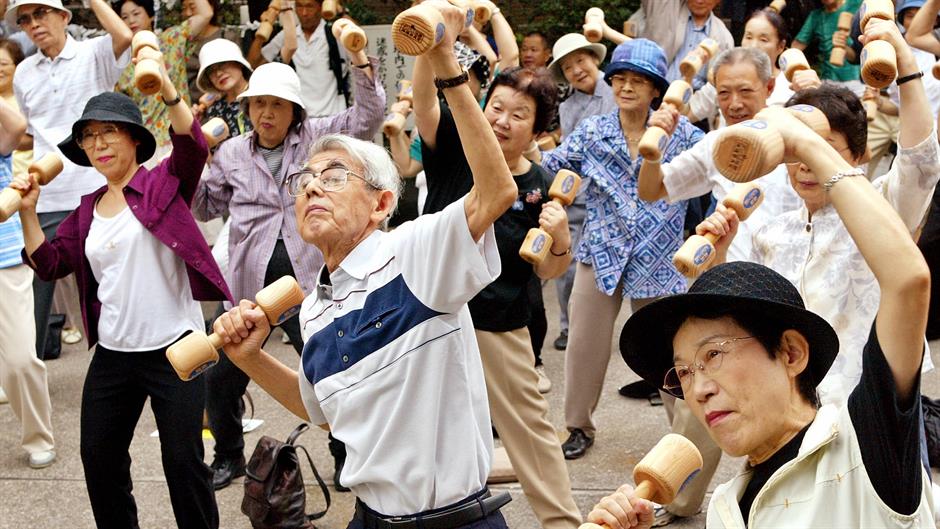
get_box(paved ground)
[2,284,939,529]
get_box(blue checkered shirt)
[542,112,704,298]
[0,153,22,269]
[665,15,711,90]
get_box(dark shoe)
[562,428,593,459]
[619,379,659,399]
[553,331,568,350]
[211,455,246,490]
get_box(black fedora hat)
[619,261,839,399]
[58,92,157,167]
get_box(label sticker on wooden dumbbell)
[211,123,226,137]
[743,187,762,209]
[741,119,768,130]
[788,104,815,114]
[561,174,576,194]
[693,244,713,266]
[276,304,302,325]
[531,233,546,254]
[463,8,474,27]
[679,468,702,494]
[190,359,218,379]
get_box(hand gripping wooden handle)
[583,7,604,43]
[860,0,894,32]
[392,3,469,56]
[779,48,809,83]
[0,153,65,223]
[679,39,718,82]
[332,18,367,52]
[519,170,581,265]
[166,276,306,381]
[321,0,339,20]
[383,100,412,136]
[397,79,414,103]
[830,12,853,67]
[638,80,692,162]
[133,31,163,95]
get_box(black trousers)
[526,275,547,366]
[32,210,70,359]
[81,343,218,529]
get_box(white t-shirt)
[86,205,203,351]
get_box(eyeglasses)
[609,73,652,88]
[77,125,124,150]
[663,336,755,398]
[284,166,376,196]
[16,6,55,27]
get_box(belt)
[353,490,512,529]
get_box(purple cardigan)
[24,120,233,348]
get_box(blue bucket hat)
[604,38,669,97]
[895,0,925,14]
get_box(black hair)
[0,38,25,66]
[483,66,558,135]
[786,84,867,161]
[523,31,550,50]
[114,0,155,18]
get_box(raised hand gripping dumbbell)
[712,104,830,183]
[472,0,495,24]
[0,153,63,222]
[638,80,692,163]
[679,38,719,83]
[863,87,879,123]
[132,31,163,95]
[255,0,282,42]
[830,11,853,67]
[579,433,704,529]
[383,80,414,136]
[166,276,305,380]
[778,48,810,83]
[583,7,605,42]
[673,183,764,278]
[519,169,581,264]
[391,0,473,56]
[859,0,897,88]
[332,17,367,52]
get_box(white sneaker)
[536,365,552,394]
[0,387,8,405]
[28,450,56,469]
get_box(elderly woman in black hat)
[12,56,229,529]
[586,108,934,528]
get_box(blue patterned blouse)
[0,153,22,269]
[541,111,704,298]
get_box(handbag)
[242,423,332,528]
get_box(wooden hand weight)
[767,0,786,13]
[255,0,282,42]
[577,433,704,529]
[0,153,64,222]
[332,18,367,52]
[519,169,581,264]
[321,0,339,20]
[583,7,604,43]
[383,100,412,136]
[679,38,719,83]
[778,48,809,82]
[863,87,879,122]
[397,79,414,104]
[829,11,853,66]
[859,0,897,88]
[639,80,692,162]
[473,0,492,24]
[165,276,305,381]
[392,2,471,56]
[622,20,638,38]
[673,183,764,278]
[132,31,163,95]
[202,117,230,149]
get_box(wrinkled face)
[484,85,538,160]
[786,130,859,213]
[208,62,246,93]
[293,149,386,249]
[295,0,321,31]
[560,50,600,94]
[119,0,152,33]
[608,70,659,114]
[17,4,68,53]
[521,35,551,68]
[715,61,770,125]
[79,120,140,181]
[688,0,720,18]
[742,15,785,64]
[672,317,794,459]
[248,95,294,148]
[0,48,16,94]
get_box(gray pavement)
[2,285,939,529]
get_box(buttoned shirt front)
[192,57,385,304]
[14,35,129,213]
[541,111,704,298]
[298,199,499,516]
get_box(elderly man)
[192,37,384,490]
[8,0,131,361]
[209,7,518,527]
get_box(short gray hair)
[709,47,773,85]
[307,134,403,215]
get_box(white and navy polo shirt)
[298,198,500,516]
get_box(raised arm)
[487,2,518,70]
[0,97,26,156]
[185,0,213,37]
[412,53,441,149]
[460,24,497,72]
[278,9,298,64]
[90,0,133,59]
[905,0,940,55]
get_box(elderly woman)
[587,106,934,529]
[207,5,518,525]
[194,37,253,137]
[191,44,384,490]
[540,38,704,460]
[13,58,228,528]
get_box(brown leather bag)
[242,423,331,528]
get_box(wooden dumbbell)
[583,7,605,43]
[577,433,704,529]
[767,0,786,13]
[778,48,810,83]
[383,100,412,136]
[862,87,878,123]
[638,80,692,162]
[673,183,764,278]
[332,18,367,52]
[859,0,896,89]
[0,153,64,223]
[519,169,581,264]
[536,135,556,151]
[679,38,719,83]
[933,61,940,80]
[622,20,638,38]
[829,12,853,67]
[202,117,230,149]
[397,79,413,104]
[166,276,305,381]
[199,92,219,108]
[321,0,339,20]
[392,1,471,56]
[255,0,282,42]
[473,0,492,24]
[132,31,163,95]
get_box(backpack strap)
[323,21,351,105]
[286,423,310,445]
[287,423,331,521]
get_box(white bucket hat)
[196,38,253,93]
[4,0,71,28]
[237,62,307,119]
[547,33,607,83]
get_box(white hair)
[307,134,403,215]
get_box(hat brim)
[548,43,607,83]
[4,1,71,28]
[619,292,839,399]
[604,61,669,96]
[58,111,157,167]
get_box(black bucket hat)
[58,92,157,167]
[619,261,839,399]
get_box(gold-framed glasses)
[663,336,755,398]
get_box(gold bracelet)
[550,247,571,257]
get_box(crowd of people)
[1,0,939,527]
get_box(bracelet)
[896,71,924,85]
[279,7,292,11]
[354,62,371,69]
[163,92,182,106]
[823,167,864,191]
[434,69,470,90]
[550,246,571,257]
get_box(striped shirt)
[0,153,21,268]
